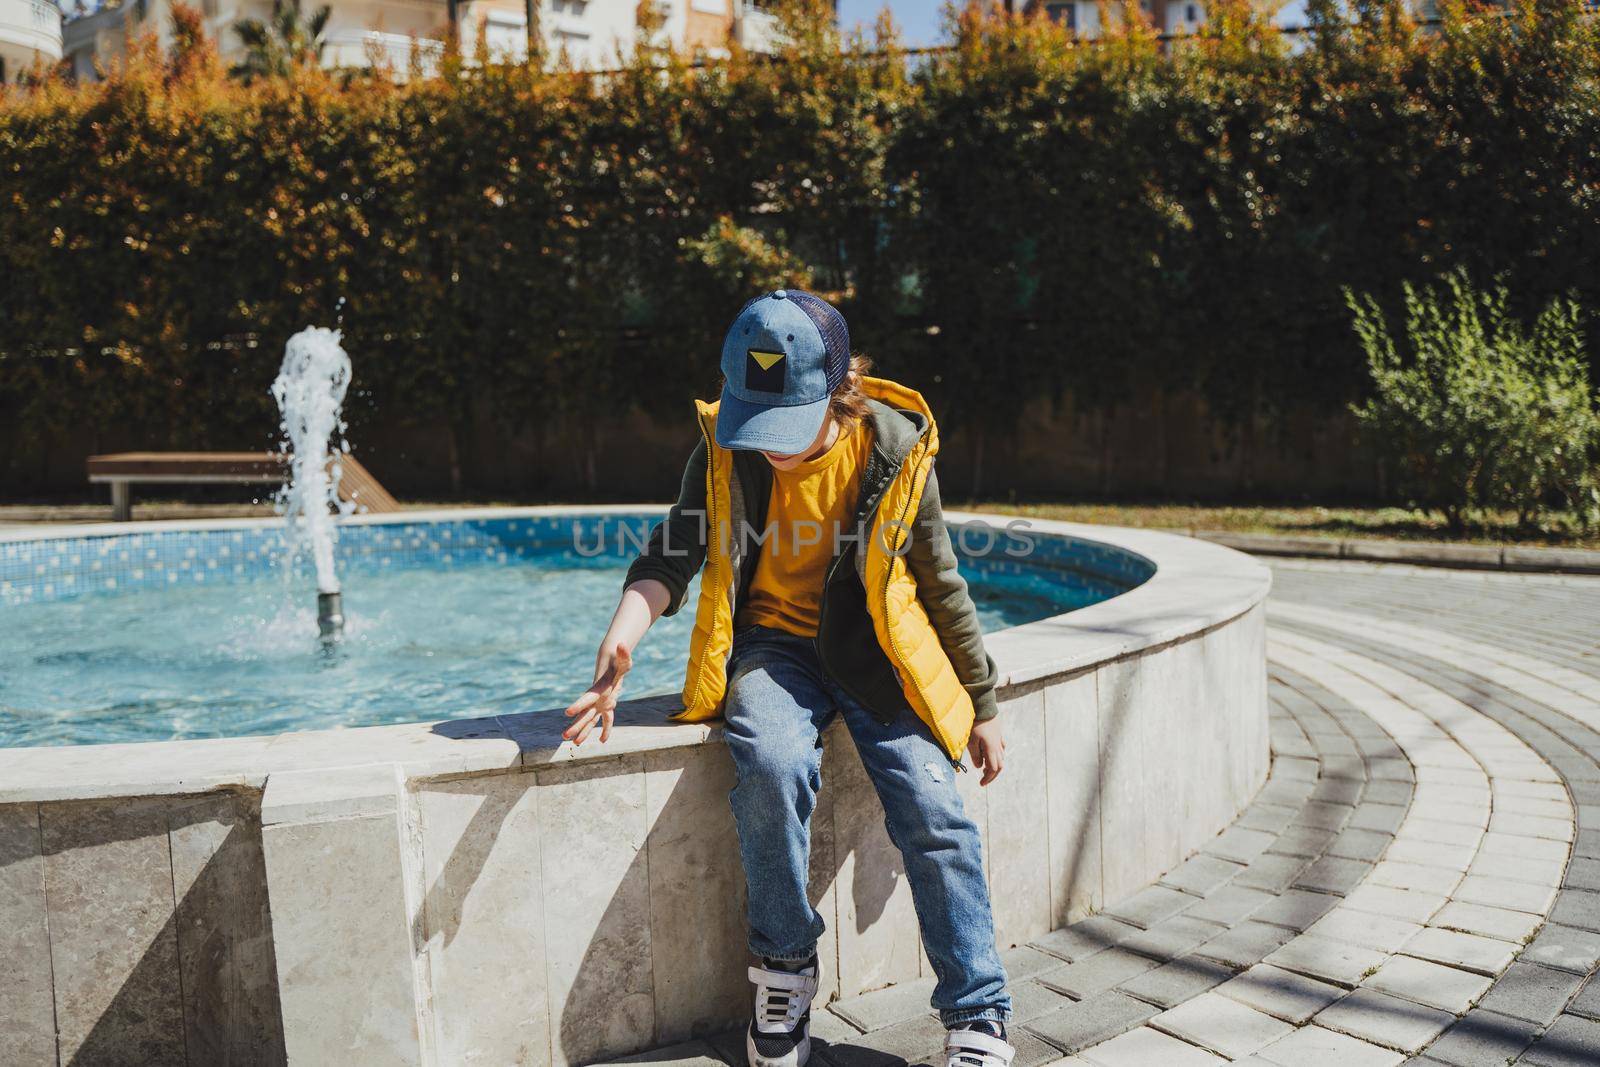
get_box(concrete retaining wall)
[0,512,1271,1067]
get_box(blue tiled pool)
[0,513,1153,748]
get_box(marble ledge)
[0,516,1270,807]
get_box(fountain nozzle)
[317,592,345,643]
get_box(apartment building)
[1,0,61,81]
[62,0,782,80]
[1034,0,1208,37]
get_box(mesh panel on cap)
[786,290,852,393]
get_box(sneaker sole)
[747,1030,811,1067]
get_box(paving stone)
[1037,948,1160,1000]
[1235,854,1311,894]
[830,975,939,1031]
[1252,888,1342,932]
[1520,1012,1600,1067]
[1151,990,1296,1058]
[1268,825,1338,859]
[1341,884,1448,924]
[1250,1023,1405,1067]
[1321,756,1369,781]
[1077,1025,1228,1067]
[1475,962,1588,1025]
[705,1026,751,1066]
[1549,889,1600,932]
[1293,856,1374,894]
[1257,776,1316,807]
[1272,758,1320,782]
[1521,923,1600,973]
[1159,854,1246,897]
[1369,860,1464,896]
[1488,811,1574,842]
[1498,794,1574,820]
[1237,804,1300,835]
[1206,826,1279,865]
[1456,873,1562,913]
[1382,838,1477,870]
[1366,760,1414,784]
[1001,945,1069,982]
[1478,831,1571,862]
[1421,1008,1540,1067]
[1296,802,1356,832]
[1565,856,1600,892]
[1031,915,1142,963]
[1569,975,1600,1020]
[1103,885,1198,931]
[1302,908,1421,953]
[1467,851,1568,887]
[1325,828,1394,863]
[1022,990,1158,1056]
[1429,900,1544,943]
[1365,955,1493,1013]
[1006,1029,1066,1067]
[1262,933,1388,988]
[1118,915,1226,963]
[1312,778,1365,807]
[1216,964,1345,1025]
[1361,780,1412,806]
[1314,986,1455,1054]
[1397,818,1484,848]
[1193,920,1299,969]
[1186,884,1275,926]
[1400,927,1519,975]
[1348,804,1408,834]
[996,979,1075,1027]
[813,1011,947,1067]
[1116,955,1236,1010]
[604,1037,726,1067]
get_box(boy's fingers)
[977,740,1003,786]
[566,686,604,717]
[562,710,589,741]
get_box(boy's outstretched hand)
[564,642,633,746]
[967,718,1006,786]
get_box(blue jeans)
[722,623,1012,1027]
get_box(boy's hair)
[829,354,873,431]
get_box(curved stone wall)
[0,509,1270,1067]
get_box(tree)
[231,0,332,82]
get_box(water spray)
[271,327,354,644]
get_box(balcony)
[0,0,61,81]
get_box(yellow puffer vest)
[666,377,979,763]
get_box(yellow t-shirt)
[739,421,872,638]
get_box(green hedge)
[3,0,1599,495]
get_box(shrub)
[1347,270,1600,530]
[5,1,1600,500]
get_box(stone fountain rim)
[0,505,1270,805]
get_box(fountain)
[271,326,354,642]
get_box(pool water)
[0,550,1120,748]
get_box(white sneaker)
[944,1022,1016,1067]
[745,957,820,1067]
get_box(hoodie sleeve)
[622,437,709,618]
[904,464,1001,722]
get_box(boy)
[563,289,1015,1067]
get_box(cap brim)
[714,386,830,454]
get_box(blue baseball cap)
[715,289,852,453]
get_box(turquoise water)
[0,543,1132,749]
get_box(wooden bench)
[86,452,401,521]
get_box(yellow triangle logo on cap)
[749,349,785,371]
